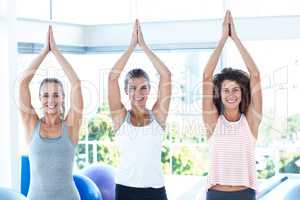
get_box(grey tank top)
[27,120,80,200]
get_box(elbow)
[73,79,82,86]
[203,72,212,81]
[165,70,172,80]
[161,70,172,82]
[250,71,260,79]
[19,78,30,88]
[108,71,119,82]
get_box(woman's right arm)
[19,27,50,141]
[108,20,138,130]
[202,11,230,137]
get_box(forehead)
[40,82,62,92]
[128,77,149,86]
[221,80,240,89]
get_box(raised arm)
[136,20,171,127]
[19,27,50,141]
[202,11,230,137]
[49,26,83,143]
[229,12,262,138]
[108,21,138,130]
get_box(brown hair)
[124,68,150,91]
[213,68,251,115]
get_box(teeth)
[227,100,236,103]
[48,105,57,109]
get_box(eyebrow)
[42,92,60,95]
[222,86,240,90]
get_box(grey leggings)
[206,188,256,200]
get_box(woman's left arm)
[137,21,172,126]
[229,12,262,137]
[49,26,83,143]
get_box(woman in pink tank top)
[202,11,262,200]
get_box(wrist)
[140,43,148,51]
[220,36,228,44]
[51,47,60,54]
[41,48,49,55]
[231,36,240,43]
[127,45,135,52]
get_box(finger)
[229,11,233,22]
[228,11,231,22]
[133,20,138,34]
[49,26,54,41]
[137,21,142,33]
[223,11,229,25]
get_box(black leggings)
[115,184,168,200]
[206,188,256,200]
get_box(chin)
[44,109,60,115]
[132,102,147,110]
[224,104,239,110]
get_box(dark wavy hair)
[39,78,65,119]
[124,68,150,91]
[213,68,251,115]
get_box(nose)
[47,96,56,104]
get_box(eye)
[129,86,136,91]
[140,86,147,90]
[233,88,241,93]
[43,94,49,98]
[223,89,229,94]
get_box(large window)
[17,0,50,20]
[136,0,223,22]
[52,0,132,25]
[17,0,300,25]
[226,0,300,17]
[18,39,300,178]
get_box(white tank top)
[207,114,258,191]
[115,111,165,188]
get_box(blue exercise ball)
[0,187,26,200]
[284,185,300,200]
[81,164,115,200]
[73,174,103,200]
[20,155,30,196]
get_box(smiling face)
[220,80,242,111]
[39,82,64,116]
[126,77,150,109]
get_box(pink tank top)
[207,114,258,191]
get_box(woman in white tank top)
[202,11,262,200]
[108,20,171,200]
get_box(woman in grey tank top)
[19,26,83,200]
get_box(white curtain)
[0,0,19,190]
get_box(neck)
[43,113,61,125]
[131,106,148,118]
[223,109,241,121]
